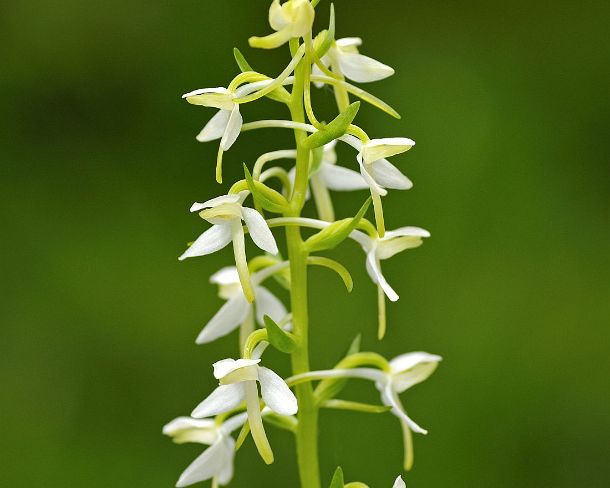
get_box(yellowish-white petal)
[196,109,230,143]
[362,138,415,164]
[191,383,246,418]
[175,438,231,487]
[338,52,395,83]
[320,163,369,191]
[370,159,413,190]
[178,224,232,261]
[183,87,235,110]
[196,293,251,344]
[219,105,242,151]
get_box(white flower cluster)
[165,1,441,487]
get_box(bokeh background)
[2,0,609,487]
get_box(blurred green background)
[2,0,609,487]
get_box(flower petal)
[383,385,428,435]
[178,224,232,261]
[384,226,431,239]
[336,37,363,49]
[209,266,240,285]
[191,383,246,418]
[175,438,231,487]
[370,159,413,190]
[357,154,388,196]
[254,286,288,327]
[162,417,218,445]
[216,436,236,485]
[392,475,407,488]
[220,105,242,151]
[338,52,395,83]
[241,207,279,255]
[269,0,288,31]
[258,366,298,415]
[182,87,235,110]
[196,109,231,142]
[362,137,415,164]
[196,293,251,344]
[390,352,442,393]
[213,358,261,380]
[366,251,399,302]
[377,236,424,261]
[320,163,369,191]
[190,193,242,213]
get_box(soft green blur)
[2,1,609,487]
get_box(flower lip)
[213,358,261,380]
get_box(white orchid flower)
[314,37,395,84]
[290,352,441,471]
[392,475,407,488]
[192,358,298,464]
[350,226,430,303]
[178,192,278,302]
[250,0,315,50]
[163,413,247,487]
[197,265,289,345]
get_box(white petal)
[196,294,251,344]
[362,138,415,164]
[384,226,431,239]
[254,286,287,326]
[209,266,240,285]
[319,163,369,191]
[358,154,388,196]
[336,37,363,48]
[190,193,242,213]
[241,207,279,255]
[376,235,424,260]
[392,475,406,488]
[182,87,235,110]
[370,159,413,190]
[215,436,236,485]
[220,105,242,151]
[178,224,232,261]
[390,352,442,393]
[175,438,230,487]
[191,383,246,418]
[384,385,428,435]
[196,109,231,142]
[338,52,395,83]
[366,251,399,302]
[269,0,288,31]
[162,417,218,445]
[213,358,261,379]
[258,366,298,415]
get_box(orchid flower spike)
[250,0,315,50]
[196,265,289,346]
[392,475,407,488]
[314,37,395,84]
[192,358,298,465]
[179,192,278,302]
[163,413,247,487]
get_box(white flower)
[350,226,430,302]
[250,0,315,50]
[314,37,395,84]
[192,358,297,464]
[290,352,441,471]
[179,192,278,302]
[393,475,406,488]
[182,87,242,152]
[163,414,247,487]
[196,266,289,344]
[288,141,369,194]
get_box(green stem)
[287,39,321,488]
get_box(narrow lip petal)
[257,366,298,415]
[213,358,261,379]
[190,194,241,213]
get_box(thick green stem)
[286,40,321,488]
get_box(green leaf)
[303,102,360,150]
[233,48,291,104]
[304,197,371,253]
[244,164,289,214]
[329,467,344,488]
[264,315,297,354]
[306,256,353,292]
[345,483,370,488]
[346,334,361,356]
